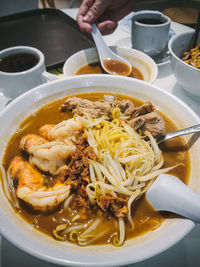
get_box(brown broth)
[76,62,144,80]
[1,92,190,246]
[103,59,131,76]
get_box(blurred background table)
[1,7,200,267]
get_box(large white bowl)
[63,46,158,83]
[168,31,200,98]
[0,75,200,267]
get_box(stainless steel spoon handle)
[157,124,200,144]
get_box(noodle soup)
[1,92,190,246]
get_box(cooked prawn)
[20,134,47,153]
[39,118,86,142]
[19,118,87,175]
[20,134,76,175]
[9,156,70,211]
[39,125,54,140]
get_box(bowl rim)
[62,46,158,83]
[168,30,200,73]
[0,74,198,267]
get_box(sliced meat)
[60,97,166,137]
[128,111,166,137]
[61,97,94,111]
[60,97,112,118]
[98,196,128,218]
[113,101,153,117]
[73,107,107,119]
[113,99,135,116]
[61,97,155,120]
[130,102,154,117]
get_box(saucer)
[151,29,175,66]
[151,44,171,66]
[0,91,10,110]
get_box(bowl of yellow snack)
[168,31,200,98]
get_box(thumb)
[83,0,110,23]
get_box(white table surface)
[1,8,200,267]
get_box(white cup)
[0,46,58,100]
[131,11,171,57]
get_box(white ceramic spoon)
[146,174,200,222]
[91,24,132,75]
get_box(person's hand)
[77,0,137,35]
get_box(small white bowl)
[63,46,158,83]
[168,31,200,98]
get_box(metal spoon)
[91,24,132,76]
[146,174,200,222]
[157,124,200,144]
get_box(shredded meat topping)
[98,196,128,218]
[58,135,129,217]
[58,136,96,210]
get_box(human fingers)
[77,0,95,33]
[77,0,95,18]
[77,16,93,33]
[97,21,118,35]
[82,0,111,24]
